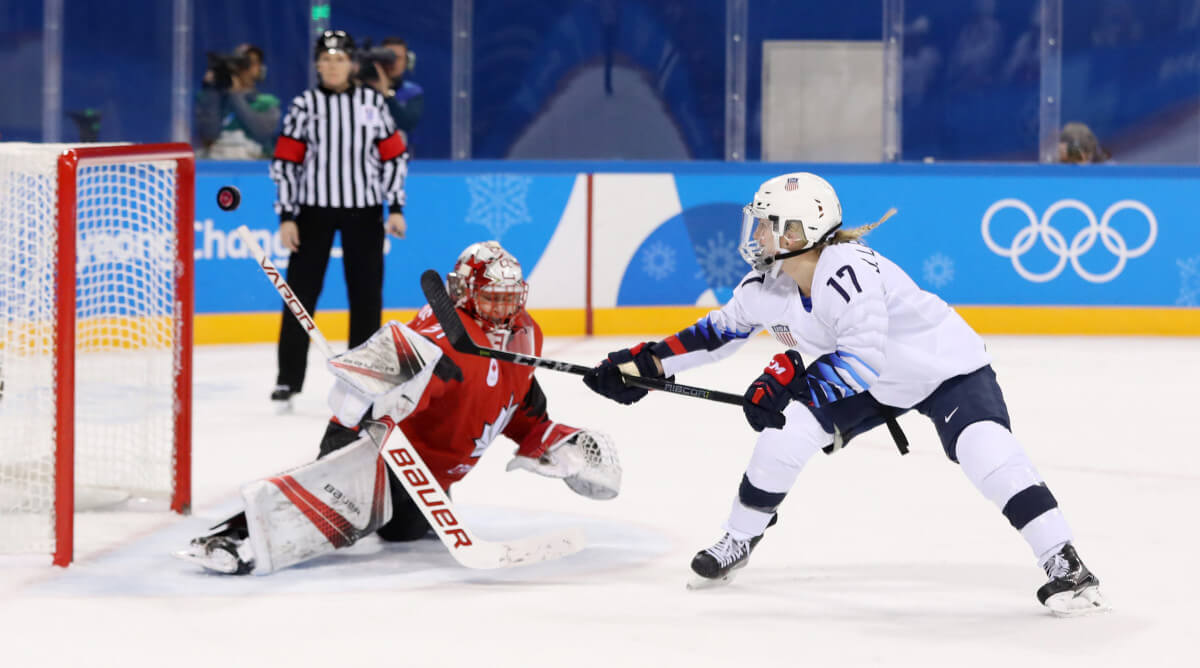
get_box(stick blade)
[455,528,587,570]
[419,269,476,354]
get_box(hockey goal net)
[0,142,193,566]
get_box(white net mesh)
[564,430,622,500]
[0,143,184,556]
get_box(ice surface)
[2,335,1197,667]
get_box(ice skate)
[687,514,777,590]
[270,385,295,414]
[175,533,254,575]
[1037,543,1108,616]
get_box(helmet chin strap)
[762,224,842,267]
[762,244,817,267]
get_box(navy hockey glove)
[742,350,807,432]
[582,342,662,405]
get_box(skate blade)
[272,399,294,415]
[172,548,242,575]
[687,571,739,590]
[1045,587,1110,617]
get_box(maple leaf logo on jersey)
[471,395,519,458]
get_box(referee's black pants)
[276,205,385,392]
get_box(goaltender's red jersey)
[398,304,567,489]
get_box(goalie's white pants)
[724,403,1073,566]
[243,432,391,574]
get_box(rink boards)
[191,161,1200,341]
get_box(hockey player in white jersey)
[582,172,1106,616]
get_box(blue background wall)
[4,1,1198,162]
[195,160,1200,314]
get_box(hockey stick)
[419,269,745,405]
[234,226,585,569]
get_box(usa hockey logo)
[785,177,799,191]
[771,324,797,347]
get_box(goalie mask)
[738,172,842,277]
[447,241,529,330]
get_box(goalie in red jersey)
[178,241,621,575]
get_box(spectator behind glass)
[947,0,1003,89]
[1058,122,1111,164]
[1003,4,1041,84]
[902,16,942,108]
[364,37,424,151]
[196,44,281,159]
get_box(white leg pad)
[956,421,1044,506]
[725,402,828,540]
[243,433,392,574]
[955,421,1073,560]
[724,502,775,541]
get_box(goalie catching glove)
[506,422,622,500]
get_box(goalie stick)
[234,225,585,569]
[419,269,745,406]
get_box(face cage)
[453,278,529,329]
[738,205,779,274]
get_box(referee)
[268,30,408,410]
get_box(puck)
[216,185,242,211]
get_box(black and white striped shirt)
[270,85,407,220]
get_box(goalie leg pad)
[243,433,392,574]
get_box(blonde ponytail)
[828,208,897,245]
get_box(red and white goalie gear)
[325,320,445,425]
[447,240,530,331]
[506,422,622,501]
[240,428,391,574]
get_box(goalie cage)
[0,143,194,566]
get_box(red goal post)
[0,142,194,566]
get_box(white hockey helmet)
[738,172,843,275]
[447,241,529,329]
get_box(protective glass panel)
[191,0,309,159]
[747,0,883,161]
[59,3,174,143]
[901,0,1041,161]
[332,0,453,159]
[470,0,727,160]
[1060,0,1200,164]
[0,1,47,142]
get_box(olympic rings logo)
[981,199,1157,283]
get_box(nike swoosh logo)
[944,407,959,423]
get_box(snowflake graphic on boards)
[1177,256,1200,306]
[640,241,677,280]
[465,174,533,239]
[923,252,955,289]
[693,231,741,289]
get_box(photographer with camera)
[268,30,408,411]
[358,37,424,151]
[196,44,281,159]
